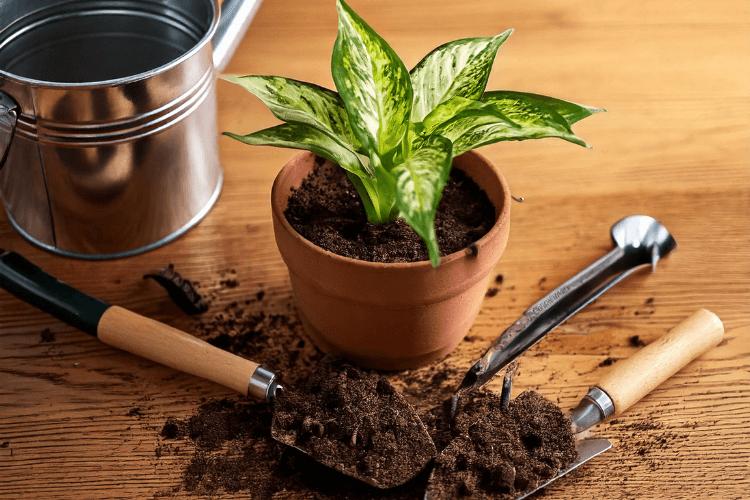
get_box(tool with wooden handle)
[515,308,725,499]
[0,249,282,401]
[568,308,724,433]
[0,249,436,488]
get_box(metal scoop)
[451,215,677,412]
[0,250,434,489]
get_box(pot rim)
[0,0,220,88]
[271,149,511,272]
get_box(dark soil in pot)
[284,156,496,263]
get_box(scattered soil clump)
[143,263,208,315]
[284,157,496,263]
[272,355,437,488]
[425,389,578,500]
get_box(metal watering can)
[0,0,262,258]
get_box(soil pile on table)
[272,355,436,489]
[153,279,575,499]
[424,389,578,500]
[284,156,496,263]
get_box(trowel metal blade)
[515,438,612,499]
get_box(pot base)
[297,307,458,371]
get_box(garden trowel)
[425,309,723,499]
[0,249,433,489]
[517,308,724,498]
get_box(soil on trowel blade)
[424,389,578,500]
[272,355,437,489]
[284,156,496,263]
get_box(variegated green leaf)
[332,0,412,159]
[392,135,453,267]
[223,123,370,179]
[222,75,365,155]
[409,30,512,123]
[421,96,518,135]
[484,91,605,125]
[428,91,591,155]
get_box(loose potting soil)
[284,156,496,263]
[152,276,578,499]
[424,389,578,500]
[271,355,437,488]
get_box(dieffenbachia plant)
[224,0,603,267]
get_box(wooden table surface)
[1,0,748,498]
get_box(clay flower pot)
[271,150,511,370]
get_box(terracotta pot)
[271,150,511,370]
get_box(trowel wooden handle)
[597,309,724,417]
[98,306,264,397]
[0,251,276,400]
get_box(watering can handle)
[0,92,18,171]
[213,0,265,73]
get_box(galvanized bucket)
[0,0,262,258]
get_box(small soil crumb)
[220,278,239,288]
[486,287,499,298]
[425,390,577,500]
[40,328,55,343]
[284,158,496,263]
[127,407,143,417]
[629,335,646,347]
[272,356,436,488]
[495,274,504,284]
[143,263,208,315]
[599,357,618,367]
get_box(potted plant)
[223,0,602,370]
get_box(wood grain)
[597,309,725,416]
[1,0,749,499]
[97,306,261,397]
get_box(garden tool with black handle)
[0,249,433,489]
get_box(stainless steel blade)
[515,438,612,499]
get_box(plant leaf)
[484,91,605,125]
[223,123,371,179]
[223,75,365,155]
[392,135,453,267]
[421,96,518,135]
[426,92,591,156]
[332,0,412,158]
[409,30,512,123]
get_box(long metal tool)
[516,308,724,498]
[451,215,677,414]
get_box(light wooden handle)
[597,308,724,417]
[97,306,262,397]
